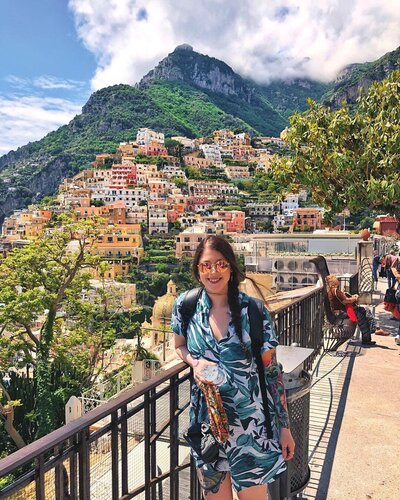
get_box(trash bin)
[268,346,313,500]
[285,369,312,497]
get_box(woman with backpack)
[171,235,294,499]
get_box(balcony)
[0,285,324,499]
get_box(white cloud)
[5,74,85,91]
[0,95,82,155]
[33,75,86,90]
[69,0,400,88]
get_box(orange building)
[138,142,168,156]
[293,208,323,231]
[212,210,246,233]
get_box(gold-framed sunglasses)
[197,259,230,275]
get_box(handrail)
[0,362,189,476]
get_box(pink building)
[212,210,246,233]
[187,196,209,212]
[110,164,137,188]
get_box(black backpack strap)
[179,287,203,338]
[248,298,273,440]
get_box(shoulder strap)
[248,298,273,439]
[179,287,203,338]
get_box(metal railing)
[0,286,325,499]
[271,286,324,371]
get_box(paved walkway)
[304,278,400,500]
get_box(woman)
[325,274,387,346]
[171,235,295,499]
[390,259,400,346]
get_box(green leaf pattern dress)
[171,290,288,494]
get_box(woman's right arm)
[174,333,198,368]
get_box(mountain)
[321,46,400,108]
[0,45,398,222]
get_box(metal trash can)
[285,370,312,497]
[269,346,313,500]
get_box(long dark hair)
[193,235,262,354]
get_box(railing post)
[54,446,64,500]
[35,454,45,500]
[69,436,78,499]
[78,428,90,500]
[121,404,129,495]
[150,388,157,500]
[144,392,151,500]
[169,373,179,500]
[111,411,119,500]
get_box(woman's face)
[197,245,231,296]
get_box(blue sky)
[0,0,399,156]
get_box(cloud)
[0,95,82,156]
[5,74,85,91]
[68,0,400,88]
[33,75,86,90]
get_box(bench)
[310,256,357,353]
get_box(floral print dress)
[171,290,289,494]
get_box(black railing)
[337,272,359,296]
[271,286,324,371]
[0,286,324,499]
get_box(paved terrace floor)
[303,278,400,500]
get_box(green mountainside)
[0,45,398,222]
[321,46,400,108]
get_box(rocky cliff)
[140,45,255,102]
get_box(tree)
[273,70,400,218]
[164,139,183,159]
[0,218,110,439]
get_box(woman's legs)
[237,484,268,499]
[202,472,233,500]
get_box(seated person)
[325,274,386,346]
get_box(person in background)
[326,274,387,346]
[372,250,381,289]
[386,250,398,289]
[172,235,295,499]
[391,258,400,346]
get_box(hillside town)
[1,125,399,499]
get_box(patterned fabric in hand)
[198,381,229,445]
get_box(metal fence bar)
[78,428,90,499]
[35,454,45,500]
[121,404,129,496]
[144,391,151,500]
[170,373,179,500]
[111,410,119,500]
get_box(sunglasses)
[197,260,230,275]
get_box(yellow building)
[90,225,144,278]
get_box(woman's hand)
[280,427,295,461]
[192,358,217,384]
[352,294,359,303]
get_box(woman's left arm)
[261,307,295,460]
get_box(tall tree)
[273,70,400,219]
[0,218,104,438]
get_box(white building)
[136,128,165,146]
[200,144,222,164]
[171,136,197,151]
[126,206,148,225]
[92,187,148,207]
[246,203,280,217]
[281,194,299,216]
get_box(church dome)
[152,280,177,323]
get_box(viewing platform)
[0,276,399,499]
